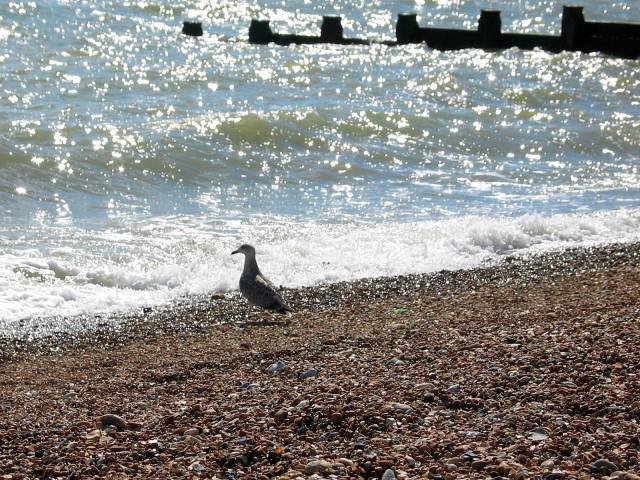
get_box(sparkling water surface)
[1,0,639,328]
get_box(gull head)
[231,244,256,256]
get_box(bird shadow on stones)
[232,306,292,328]
[237,318,291,328]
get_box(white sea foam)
[1,208,639,336]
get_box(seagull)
[231,244,291,315]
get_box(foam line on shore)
[1,240,639,361]
[1,209,639,329]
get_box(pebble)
[304,459,333,476]
[386,357,406,366]
[530,427,549,441]
[250,351,261,361]
[423,392,435,402]
[610,473,640,480]
[461,451,481,462]
[381,469,396,480]
[414,382,435,389]
[63,391,76,402]
[392,403,413,414]
[267,360,285,374]
[98,414,127,431]
[183,428,200,437]
[163,414,177,424]
[446,383,461,393]
[378,456,394,469]
[126,421,142,431]
[295,399,310,410]
[541,459,555,469]
[168,462,184,476]
[183,435,201,446]
[274,408,288,423]
[543,472,566,480]
[300,367,320,379]
[85,429,101,440]
[404,456,416,468]
[592,458,618,475]
[471,459,488,470]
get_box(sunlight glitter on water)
[1,0,639,324]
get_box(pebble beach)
[3,1,640,479]
[1,242,639,479]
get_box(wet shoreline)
[2,241,639,362]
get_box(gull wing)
[240,272,291,312]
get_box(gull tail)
[276,305,292,315]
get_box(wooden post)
[182,21,203,37]
[396,13,420,44]
[561,6,585,50]
[478,10,501,48]
[249,19,273,44]
[321,16,344,42]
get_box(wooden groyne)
[182,21,203,37]
[249,16,371,46]
[245,6,640,58]
[397,6,640,57]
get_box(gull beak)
[231,249,239,255]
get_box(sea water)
[1,0,639,331]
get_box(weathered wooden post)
[478,10,502,48]
[561,6,585,50]
[182,21,203,37]
[249,19,274,44]
[321,16,344,42]
[396,13,420,44]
